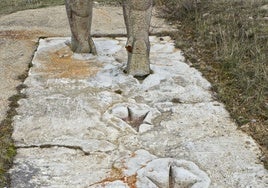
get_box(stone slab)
[9,37,268,187]
[0,4,176,126]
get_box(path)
[0,5,267,188]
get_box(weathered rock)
[94,150,211,187]
[9,37,268,187]
[0,4,177,129]
[104,102,160,133]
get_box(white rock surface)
[9,37,268,187]
[0,4,174,128]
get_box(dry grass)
[158,0,268,168]
[0,0,123,16]
[0,0,65,15]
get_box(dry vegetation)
[0,0,64,15]
[0,0,267,186]
[157,0,268,167]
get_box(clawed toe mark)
[121,107,150,132]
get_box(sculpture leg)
[123,0,153,77]
[65,0,96,54]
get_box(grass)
[0,0,267,186]
[0,0,65,15]
[0,87,27,186]
[158,0,268,167]
[0,0,124,16]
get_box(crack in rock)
[16,144,90,156]
[93,150,211,188]
[169,164,174,188]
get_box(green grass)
[0,92,24,186]
[159,0,268,167]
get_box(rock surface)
[0,4,175,123]
[9,36,268,187]
[0,4,267,188]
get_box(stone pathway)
[9,36,268,187]
[0,4,175,123]
[0,5,267,188]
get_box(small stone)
[251,119,257,123]
[260,4,268,11]
[111,106,129,119]
[203,13,210,18]
[139,124,154,133]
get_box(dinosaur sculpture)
[65,0,153,77]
